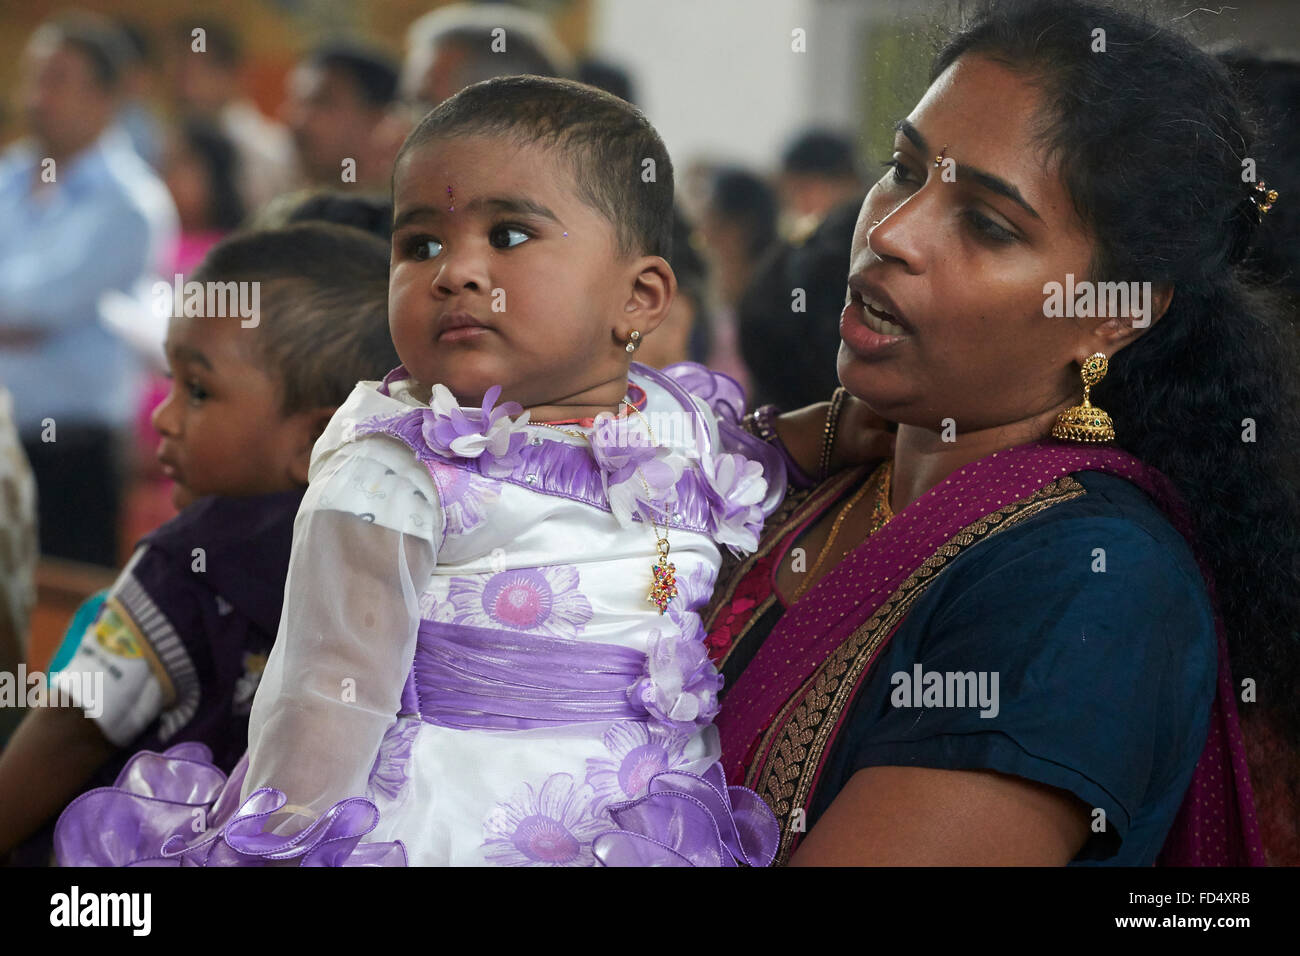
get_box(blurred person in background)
[631,206,712,369]
[369,3,575,198]
[635,206,712,369]
[577,57,637,104]
[0,14,177,567]
[738,197,862,410]
[285,42,399,192]
[163,117,245,273]
[777,128,865,243]
[399,2,573,116]
[112,20,164,170]
[169,19,297,218]
[697,166,779,399]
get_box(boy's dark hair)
[396,75,674,260]
[306,42,399,107]
[192,223,398,415]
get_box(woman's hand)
[773,394,895,478]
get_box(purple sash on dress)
[718,440,1265,865]
[407,620,650,729]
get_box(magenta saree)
[712,439,1265,866]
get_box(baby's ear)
[617,255,677,341]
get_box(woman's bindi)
[447,184,454,212]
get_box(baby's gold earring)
[1051,352,1116,443]
[625,330,642,354]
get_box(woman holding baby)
[713,0,1299,866]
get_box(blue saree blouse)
[720,471,1217,865]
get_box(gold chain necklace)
[793,460,893,601]
[535,400,678,614]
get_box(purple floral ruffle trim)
[593,763,780,867]
[54,744,778,867]
[356,364,786,554]
[54,744,407,867]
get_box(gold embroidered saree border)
[749,475,1089,864]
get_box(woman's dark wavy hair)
[933,0,1300,745]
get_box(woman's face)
[839,54,1101,433]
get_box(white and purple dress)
[55,362,784,866]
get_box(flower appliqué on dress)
[482,773,610,867]
[420,384,530,477]
[627,628,722,732]
[424,459,500,535]
[700,452,767,555]
[589,412,686,528]
[585,723,691,808]
[447,564,593,637]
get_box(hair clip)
[1249,181,1279,221]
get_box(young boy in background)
[0,222,398,863]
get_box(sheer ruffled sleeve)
[242,434,441,827]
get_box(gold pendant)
[647,539,677,614]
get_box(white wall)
[589,0,825,173]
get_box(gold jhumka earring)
[1051,352,1116,443]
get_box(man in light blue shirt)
[0,16,176,566]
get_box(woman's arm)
[769,395,894,480]
[789,765,1091,866]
